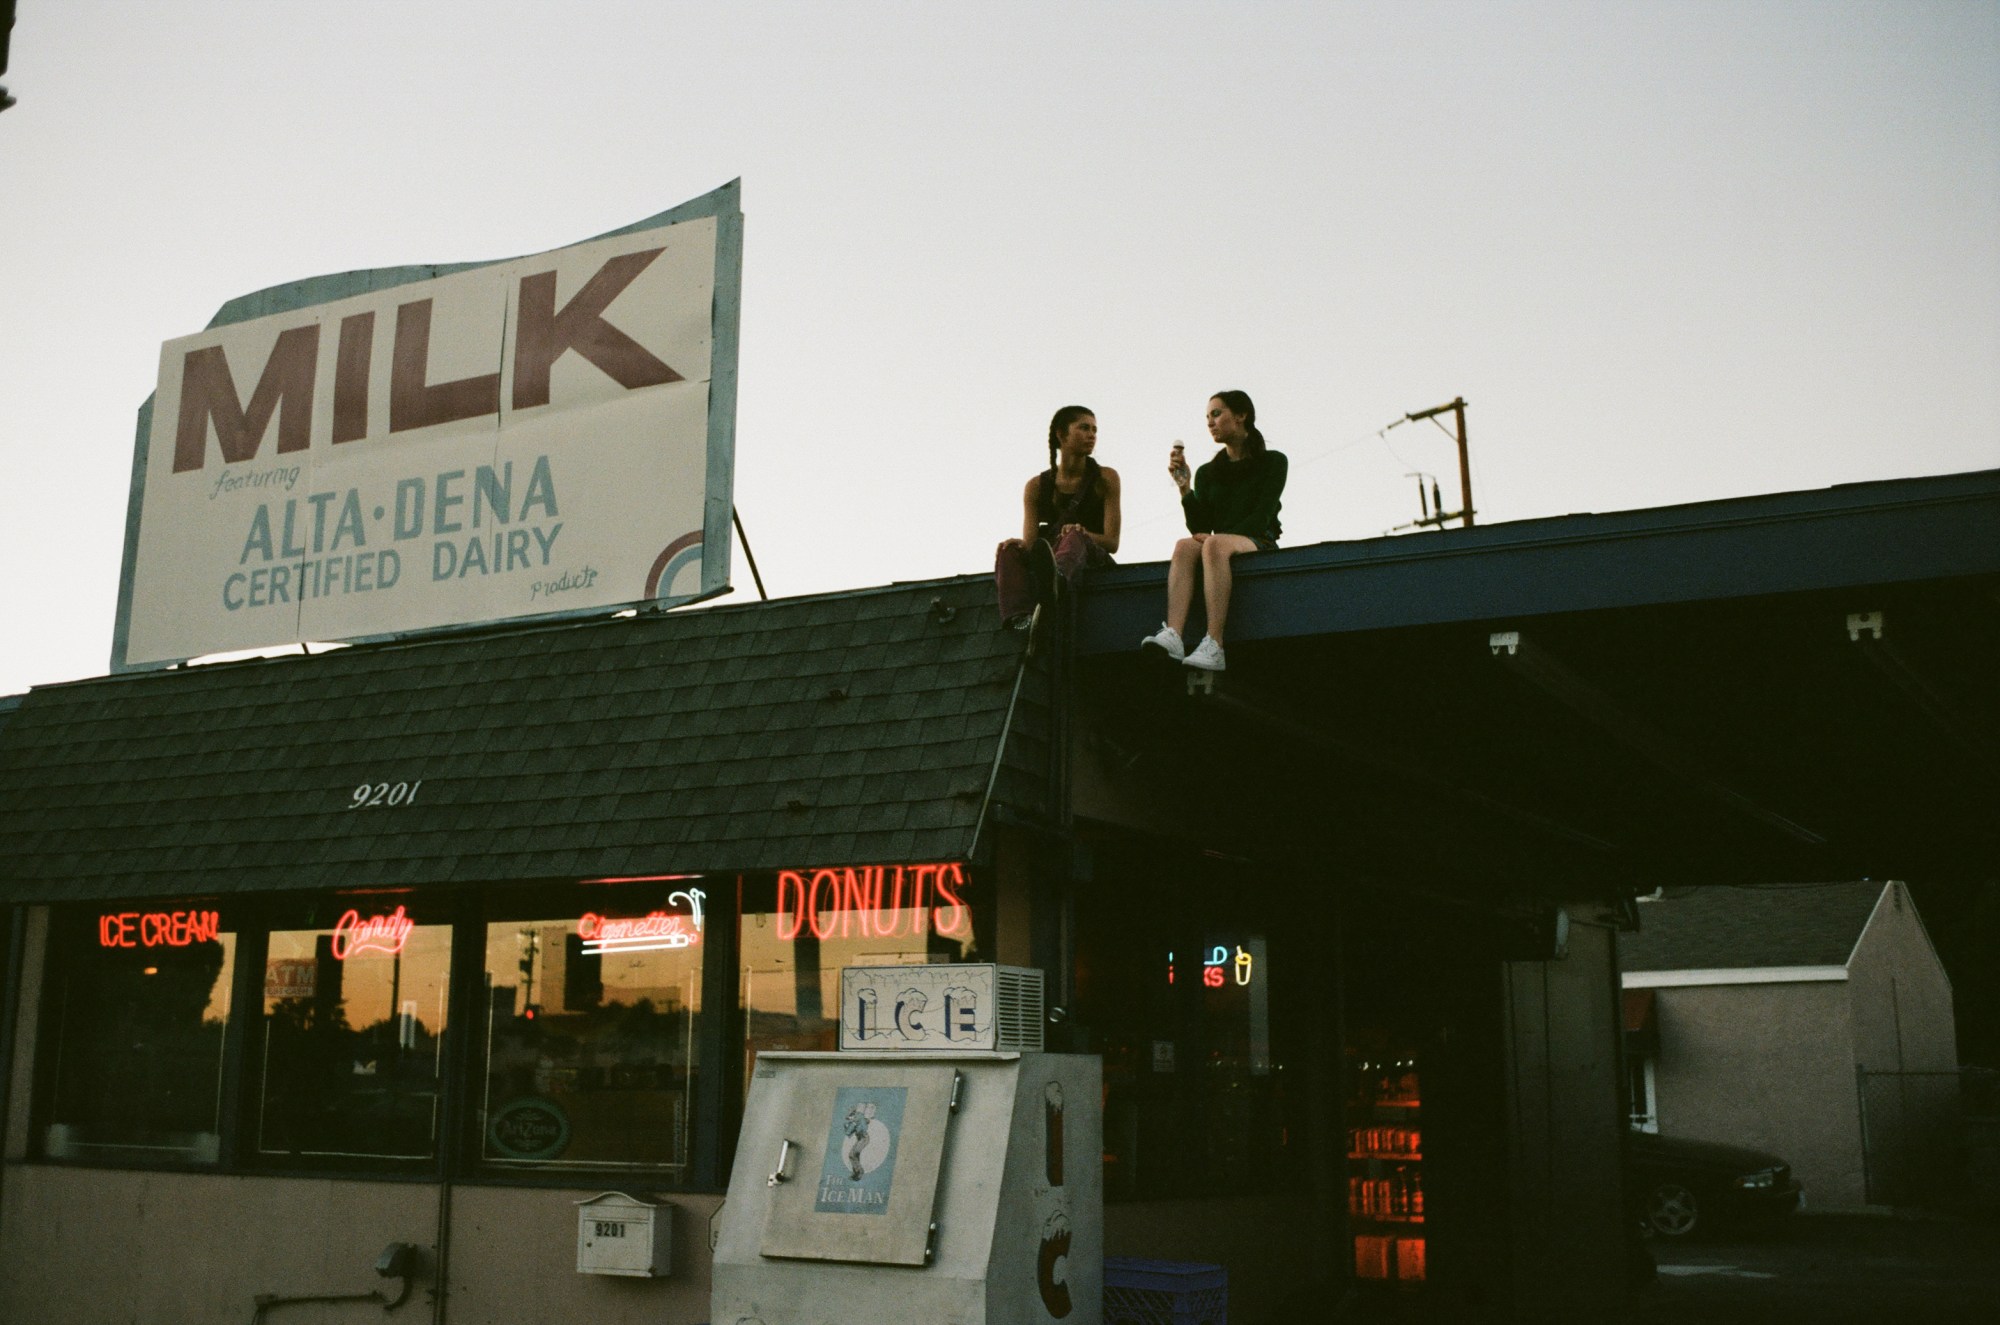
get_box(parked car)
[1625,1131,1803,1239]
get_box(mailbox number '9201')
[593,1221,627,1238]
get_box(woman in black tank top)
[995,406,1123,627]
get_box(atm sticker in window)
[815,1086,906,1216]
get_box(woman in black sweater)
[1139,390,1287,672]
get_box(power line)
[1126,415,1414,531]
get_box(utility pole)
[0,0,16,113]
[1404,397,1476,528]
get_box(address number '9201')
[347,781,422,810]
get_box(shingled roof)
[1618,881,1890,972]
[0,574,1047,903]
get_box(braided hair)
[1211,390,1266,457]
[1045,404,1109,500]
[1046,405,1094,469]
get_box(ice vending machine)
[712,964,1101,1325]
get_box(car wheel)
[1644,1180,1700,1239]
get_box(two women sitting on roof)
[996,392,1286,675]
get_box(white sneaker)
[1183,635,1226,671]
[1139,623,1185,661]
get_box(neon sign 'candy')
[330,905,415,960]
[577,888,705,955]
[98,910,221,949]
[774,863,970,942]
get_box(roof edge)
[1090,466,2000,590]
[1623,965,1849,988]
[18,570,994,699]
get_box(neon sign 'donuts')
[330,905,415,960]
[577,887,706,955]
[98,910,221,949]
[774,863,969,942]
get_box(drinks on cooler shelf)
[1349,1125,1423,1156]
[1354,1235,1391,1280]
[1348,1167,1424,1222]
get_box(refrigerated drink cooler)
[712,964,1101,1325]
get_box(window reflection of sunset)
[740,906,949,1019]
[481,921,701,1018]
[263,924,451,1036]
[201,934,238,1024]
[477,893,703,1172]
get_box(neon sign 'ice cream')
[577,888,706,955]
[98,909,221,949]
[331,905,414,960]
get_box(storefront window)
[1184,933,1276,1181]
[40,905,236,1164]
[1074,860,1299,1202]
[740,864,989,1089]
[256,899,451,1161]
[476,879,706,1171]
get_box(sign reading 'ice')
[838,964,999,1052]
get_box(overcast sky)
[1,0,1995,696]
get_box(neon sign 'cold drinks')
[1168,944,1256,988]
[774,863,970,942]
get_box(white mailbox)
[714,965,1099,1325]
[576,1190,670,1277]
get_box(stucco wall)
[0,1165,720,1325]
[1844,881,1958,1204]
[1,1166,439,1325]
[1650,980,1865,1206]
[1846,882,1956,1074]
[443,1184,719,1323]
[0,1168,1336,1324]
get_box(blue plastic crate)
[1103,1257,1228,1325]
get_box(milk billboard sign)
[112,181,743,670]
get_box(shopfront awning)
[1621,989,1655,1035]
[0,576,1048,903]
[1068,468,2000,894]
[1622,989,1657,1055]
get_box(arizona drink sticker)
[815,1086,905,1216]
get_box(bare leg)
[1165,536,1204,635]
[1199,534,1259,644]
